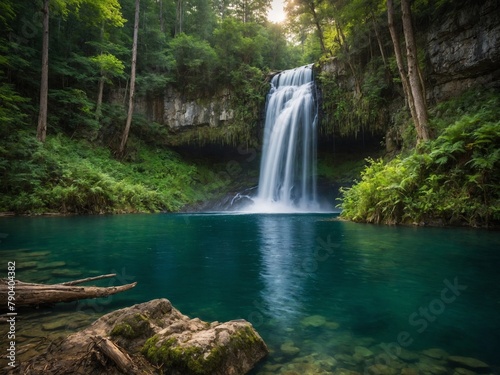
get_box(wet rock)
[17,261,37,270]
[422,348,449,360]
[453,368,478,375]
[10,298,268,375]
[39,261,67,270]
[333,369,360,375]
[397,348,420,363]
[417,360,448,375]
[325,321,340,330]
[354,346,374,359]
[352,346,374,364]
[448,356,490,372]
[334,353,356,367]
[301,314,327,327]
[401,366,420,375]
[292,353,338,371]
[281,340,301,357]
[365,364,397,375]
[42,320,67,331]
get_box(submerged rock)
[422,348,449,360]
[9,299,268,375]
[448,356,490,372]
[280,340,301,357]
[301,314,327,327]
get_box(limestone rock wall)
[135,88,235,130]
[426,0,500,100]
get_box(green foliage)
[318,57,391,138]
[169,33,218,96]
[339,90,500,227]
[0,133,226,214]
[90,53,125,79]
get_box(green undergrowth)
[0,133,229,214]
[339,90,500,227]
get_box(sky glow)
[267,0,286,23]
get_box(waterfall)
[251,64,319,212]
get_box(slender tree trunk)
[370,9,387,67]
[159,0,164,33]
[176,0,182,35]
[401,0,430,141]
[308,0,326,54]
[387,0,421,140]
[95,75,105,120]
[37,0,50,143]
[118,0,140,156]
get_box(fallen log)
[0,274,137,308]
[92,336,142,374]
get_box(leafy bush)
[0,133,226,214]
[339,90,500,227]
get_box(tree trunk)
[95,74,104,121]
[176,0,182,35]
[371,9,387,67]
[118,0,140,156]
[401,0,430,141]
[0,274,137,308]
[387,0,420,139]
[37,0,50,143]
[159,0,164,33]
[308,0,327,54]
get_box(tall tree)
[387,0,430,141]
[119,0,140,156]
[176,0,183,35]
[401,0,429,141]
[36,0,50,143]
[285,0,327,54]
[36,0,125,142]
[91,53,124,121]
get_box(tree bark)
[92,336,142,374]
[387,0,420,139]
[0,275,137,308]
[401,0,430,141]
[308,0,326,54]
[95,74,104,121]
[37,0,50,143]
[371,9,387,67]
[118,0,140,156]
[176,0,182,35]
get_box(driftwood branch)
[0,275,137,308]
[92,336,141,374]
[59,273,118,286]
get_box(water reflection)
[257,215,316,327]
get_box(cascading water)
[250,64,319,212]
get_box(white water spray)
[250,64,319,213]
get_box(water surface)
[1,213,499,373]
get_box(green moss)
[142,336,207,374]
[141,326,266,375]
[110,314,151,339]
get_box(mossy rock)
[110,313,152,339]
[142,323,268,375]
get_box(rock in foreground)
[9,299,268,375]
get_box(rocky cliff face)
[136,1,500,136]
[426,0,500,101]
[136,88,235,130]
